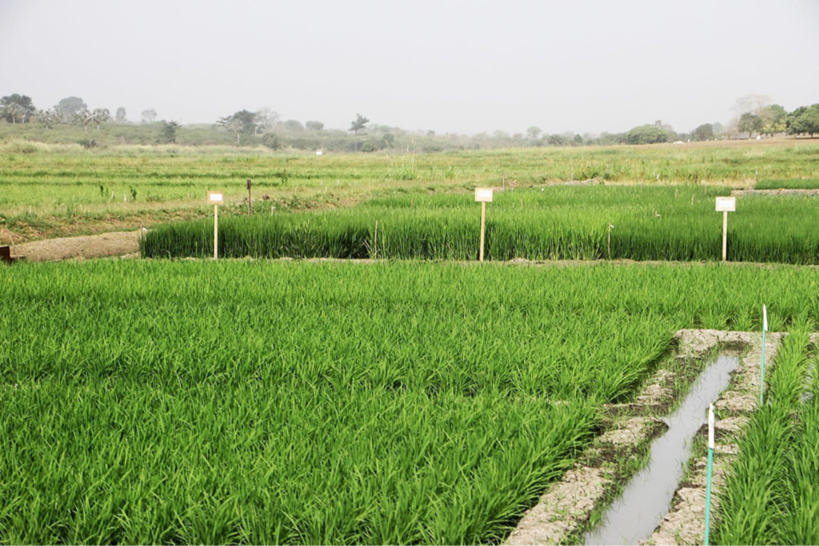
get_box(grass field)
[2,139,819,243]
[1,260,817,543]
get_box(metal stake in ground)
[715,196,736,261]
[760,304,768,405]
[247,178,252,216]
[608,223,614,258]
[475,187,493,262]
[208,191,224,259]
[704,404,716,546]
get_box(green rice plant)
[4,140,819,228]
[143,186,819,264]
[755,178,819,190]
[766,328,811,407]
[713,404,795,545]
[714,325,813,545]
[2,260,818,544]
[783,396,819,545]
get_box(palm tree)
[91,108,111,130]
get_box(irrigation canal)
[584,354,740,545]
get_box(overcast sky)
[1,0,818,135]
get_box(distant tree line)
[2,92,819,152]
[0,94,180,144]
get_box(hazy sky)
[1,0,818,135]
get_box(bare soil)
[10,230,141,262]
[1,207,205,245]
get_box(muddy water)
[585,355,740,546]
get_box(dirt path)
[8,237,819,267]
[10,230,141,262]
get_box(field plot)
[715,328,819,545]
[143,186,819,264]
[1,260,818,544]
[2,140,819,243]
[755,178,819,190]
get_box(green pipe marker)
[760,304,768,405]
[704,404,715,546]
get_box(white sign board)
[475,187,494,202]
[715,196,736,212]
[208,192,225,204]
[708,405,715,449]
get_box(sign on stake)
[475,188,493,262]
[208,191,224,259]
[715,197,736,261]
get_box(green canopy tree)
[56,96,87,119]
[158,121,181,144]
[282,119,304,132]
[738,113,763,137]
[692,124,714,141]
[349,113,369,151]
[217,110,258,144]
[786,105,819,137]
[625,124,670,145]
[1,94,36,123]
[759,104,787,135]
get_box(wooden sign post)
[208,191,224,259]
[715,197,736,261]
[475,187,493,262]
[246,178,252,216]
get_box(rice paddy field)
[0,259,818,544]
[143,186,819,264]
[2,139,819,243]
[755,178,819,190]
[4,140,819,545]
